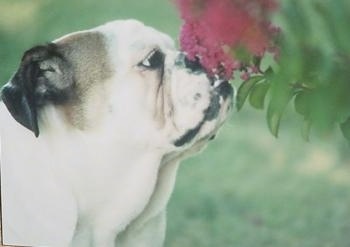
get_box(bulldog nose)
[213,79,233,100]
[184,56,203,72]
[218,81,233,99]
[175,53,204,73]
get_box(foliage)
[237,0,350,142]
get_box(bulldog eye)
[139,49,164,69]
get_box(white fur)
[0,20,232,247]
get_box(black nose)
[216,80,234,100]
[184,56,203,72]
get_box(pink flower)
[175,0,279,80]
[240,71,250,81]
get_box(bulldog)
[0,20,233,247]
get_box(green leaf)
[294,91,311,117]
[249,80,270,110]
[233,45,251,63]
[264,66,274,77]
[340,117,350,142]
[284,1,311,39]
[267,108,282,138]
[301,118,312,142]
[266,80,295,138]
[236,76,264,111]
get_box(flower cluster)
[176,0,279,79]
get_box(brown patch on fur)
[55,31,113,129]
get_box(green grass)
[167,110,350,247]
[1,1,350,246]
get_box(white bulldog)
[0,20,233,247]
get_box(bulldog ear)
[1,43,74,137]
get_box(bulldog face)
[1,20,233,152]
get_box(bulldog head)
[1,20,233,152]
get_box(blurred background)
[0,0,349,246]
